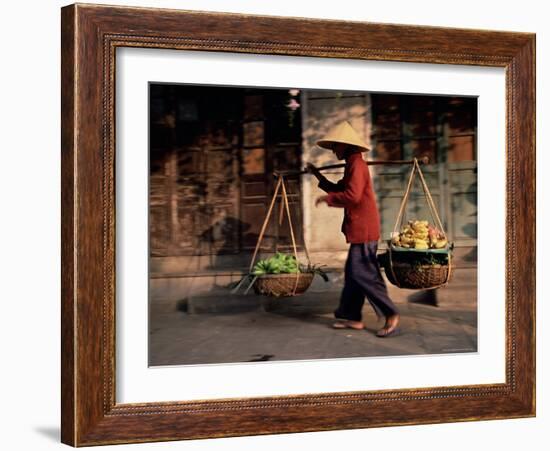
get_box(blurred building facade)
[149,85,477,300]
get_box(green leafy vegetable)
[251,252,329,281]
[252,252,299,275]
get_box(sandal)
[332,320,365,330]
[376,326,401,337]
[376,314,400,338]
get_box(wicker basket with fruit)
[380,159,454,290]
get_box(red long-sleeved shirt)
[318,152,381,243]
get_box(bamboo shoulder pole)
[274,156,430,177]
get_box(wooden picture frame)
[61,3,536,446]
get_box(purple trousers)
[334,241,399,322]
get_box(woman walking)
[307,121,400,337]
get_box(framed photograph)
[61,3,536,446]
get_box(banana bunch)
[391,220,448,250]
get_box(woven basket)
[253,272,314,297]
[378,241,454,290]
[383,261,453,289]
[384,158,455,289]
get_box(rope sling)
[386,157,453,289]
[232,174,312,297]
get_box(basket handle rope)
[392,159,418,237]
[392,158,448,238]
[414,159,447,236]
[280,178,301,295]
[388,158,452,290]
[233,177,283,296]
[248,176,283,274]
[247,174,311,296]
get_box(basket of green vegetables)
[232,253,328,298]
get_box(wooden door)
[240,90,304,253]
[149,85,304,260]
[149,85,241,257]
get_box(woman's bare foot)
[376,314,400,337]
[332,320,365,330]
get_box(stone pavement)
[149,267,477,366]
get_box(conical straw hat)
[316,120,370,152]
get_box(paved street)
[149,268,477,366]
